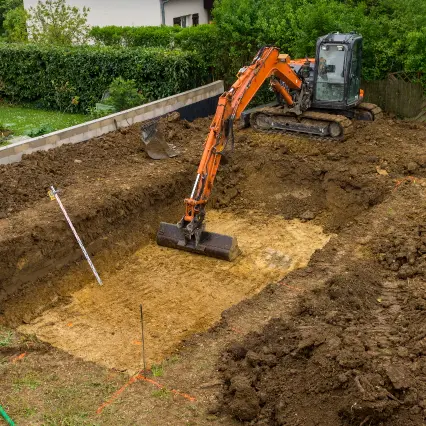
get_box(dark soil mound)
[375,221,426,280]
[218,264,426,425]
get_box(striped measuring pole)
[48,186,103,286]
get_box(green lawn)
[0,105,88,136]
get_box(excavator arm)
[157,46,306,260]
[182,47,303,236]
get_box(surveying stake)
[48,186,103,286]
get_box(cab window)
[315,44,346,102]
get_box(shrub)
[103,77,147,112]
[90,24,222,80]
[0,44,209,112]
[175,25,222,79]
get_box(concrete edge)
[0,81,224,165]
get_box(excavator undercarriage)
[251,102,382,141]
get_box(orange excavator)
[157,33,382,261]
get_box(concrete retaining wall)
[0,81,224,165]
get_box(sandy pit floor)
[19,210,330,372]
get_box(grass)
[22,407,38,418]
[151,363,164,377]
[149,356,180,378]
[0,329,13,347]
[0,104,88,136]
[12,373,41,391]
[42,412,100,426]
[151,388,171,399]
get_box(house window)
[173,15,187,28]
[192,13,199,26]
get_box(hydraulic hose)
[0,406,15,426]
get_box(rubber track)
[251,107,354,142]
[357,102,383,120]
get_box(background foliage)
[89,25,181,48]
[0,0,22,29]
[0,0,424,113]
[90,0,426,84]
[0,44,208,112]
[211,0,426,82]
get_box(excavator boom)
[157,47,304,261]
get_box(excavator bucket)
[157,222,241,261]
[141,120,179,160]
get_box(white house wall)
[164,0,208,26]
[23,0,162,27]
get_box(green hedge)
[90,24,226,80]
[89,26,182,48]
[0,43,209,112]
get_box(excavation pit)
[2,115,426,425]
[19,210,330,372]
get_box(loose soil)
[218,183,426,426]
[1,114,426,425]
[19,211,329,372]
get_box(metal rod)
[49,186,103,286]
[140,304,147,375]
[190,174,201,198]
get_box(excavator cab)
[312,33,363,111]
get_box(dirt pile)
[216,119,426,232]
[218,261,426,425]
[0,116,207,217]
[375,221,426,280]
[216,183,426,426]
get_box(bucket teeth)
[157,222,241,261]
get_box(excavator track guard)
[251,108,354,141]
[157,222,241,261]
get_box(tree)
[27,0,90,45]
[3,5,27,42]
[0,0,22,32]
